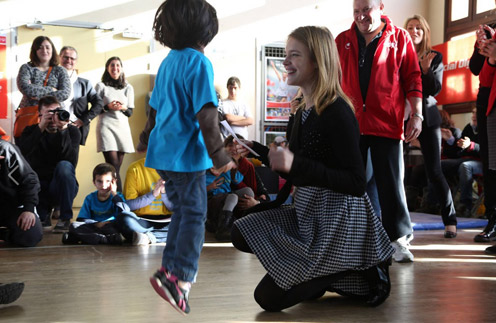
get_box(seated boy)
[119,158,173,245]
[62,163,126,245]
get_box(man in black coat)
[0,138,42,247]
[60,46,103,145]
[17,96,80,233]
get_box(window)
[445,0,495,41]
[444,0,495,113]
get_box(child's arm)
[196,103,235,173]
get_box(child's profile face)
[94,172,115,193]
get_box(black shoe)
[215,210,233,242]
[444,231,457,239]
[103,233,124,245]
[485,245,496,255]
[0,282,24,304]
[62,232,80,245]
[0,227,9,243]
[365,257,392,307]
[474,209,496,242]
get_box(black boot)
[365,257,392,307]
[474,209,496,242]
[215,210,234,241]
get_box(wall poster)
[264,58,299,121]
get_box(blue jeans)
[115,211,169,243]
[156,170,207,283]
[38,161,78,221]
[458,160,483,208]
[365,149,381,218]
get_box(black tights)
[232,224,352,311]
[103,151,125,192]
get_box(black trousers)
[417,125,457,226]
[476,87,496,212]
[69,222,120,245]
[231,225,354,311]
[0,207,42,247]
[360,135,412,241]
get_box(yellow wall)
[17,26,153,207]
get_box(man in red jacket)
[336,0,423,263]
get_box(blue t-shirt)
[78,191,125,222]
[146,48,218,172]
[206,170,243,196]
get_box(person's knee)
[254,284,283,312]
[54,161,76,180]
[10,227,43,247]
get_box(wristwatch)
[411,112,424,122]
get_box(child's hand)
[110,179,118,196]
[207,177,224,191]
[153,180,166,197]
[95,221,108,229]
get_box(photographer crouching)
[17,96,80,233]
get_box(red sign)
[433,35,479,105]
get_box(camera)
[51,108,70,122]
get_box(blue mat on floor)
[411,212,487,230]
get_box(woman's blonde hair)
[404,14,432,56]
[288,26,353,115]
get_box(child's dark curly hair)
[153,0,218,50]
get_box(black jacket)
[421,50,443,128]
[0,140,40,214]
[72,77,104,145]
[17,124,80,181]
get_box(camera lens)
[56,109,70,121]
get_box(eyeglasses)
[62,56,77,61]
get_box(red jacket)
[479,59,496,116]
[336,15,422,140]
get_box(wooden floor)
[1,226,496,323]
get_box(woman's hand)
[457,136,471,149]
[237,194,260,209]
[419,51,437,74]
[108,100,122,111]
[235,139,253,157]
[268,146,294,173]
[440,128,453,142]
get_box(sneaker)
[0,282,25,304]
[52,219,71,233]
[150,269,191,315]
[391,235,414,263]
[132,232,151,246]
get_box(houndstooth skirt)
[235,186,394,295]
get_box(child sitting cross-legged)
[62,163,127,245]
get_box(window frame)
[444,0,495,113]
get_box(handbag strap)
[43,66,53,86]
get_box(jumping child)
[144,0,234,315]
